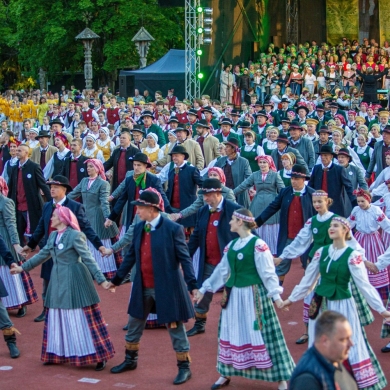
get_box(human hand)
[21,245,32,257]
[101,247,114,257]
[152,161,158,167]
[101,281,116,292]
[10,264,23,274]
[170,213,180,222]
[365,261,378,273]
[13,244,24,255]
[282,299,292,308]
[104,219,113,228]
[381,310,390,324]
[193,289,204,304]
[275,299,289,311]
[108,195,114,202]
[274,257,283,267]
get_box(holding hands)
[101,281,116,293]
[10,263,23,275]
[193,289,203,304]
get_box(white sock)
[278,380,287,390]
[387,342,390,348]
[214,376,229,385]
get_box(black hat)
[281,98,290,103]
[255,100,263,106]
[263,100,273,106]
[46,175,73,192]
[202,106,213,114]
[255,110,268,119]
[141,110,154,118]
[289,120,302,130]
[49,118,65,128]
[169,145,190,160]
[287,164,311,180]
[132,152,152,168]
[131,125,145,134]
[276,133,290,144]
[316,104,325,111]
[337,148,352,162]
[383,125,390,134]
[187,108,198,116]
[219,117,233,126]
[36,130,51,139]
[239,120,252,129]
[196,119,210,129]
[130,190,163,211]
[281,118,291,124]
[329,102,338,109]
[230,109,241,116]
[222,137,240,150]
[121,127,132,134]
[319,125,331,134]
[317,145,337,156]
[173,126,190,135]
[296,105,309,114]
[168,116,179,124]
[198,178,223,195]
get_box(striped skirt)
[381,230,390,251]
[0,264,38,309]
[255,225,279,256]
[42,304,115,365]
[355,231,389,291]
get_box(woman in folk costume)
[43,132,71,180]
[283,216,390,390]
[348,188,390,301]
[233,155,284,255]
[0,177,38,317]
[372,180,390,249]
[142,133,164,174]
[11,205,115,370]
[261,127,278,156]
[274,191,365,345]
[68,159,121,280]
[82,134,105,163]
[24,127,40,158]
[2,136,20,183]
[194,208,294,390]
[369,152,390,198]
[278,152,296,187]
[239,130,265,173]
[96,126,115,162]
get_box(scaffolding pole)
[185,0,200,100]
[286,0,298,44]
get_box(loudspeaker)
[119,75,135,98]
[158,0,185,6]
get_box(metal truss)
[286,0,298,44]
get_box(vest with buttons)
[205,212,221,266]
[309,215,335,258]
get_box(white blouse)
[372,192,390,218]
[242,143,265,156]
[370,167,390,195]
[262,139,277,151]
[348,205,390,234]
[289,245,386,314]
[199,234,283,301]
[82,146,105,163]
[142,145,164,160]
[43,148,70,180]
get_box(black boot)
[16,306,27,318]
[34,310,45,323]
[186,315,206,337]
[3,328,20,359]
[173,355,192,385]
[110,344,139,374]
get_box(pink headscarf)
[55,205,81,231]
[84,159,106,180]
[208,167,226,185]
[141,187,165,212]
[334,114,346,125]
[0,177,9,196]
[255,155,277,172]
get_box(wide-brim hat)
[230,109,241,116]
[169,144,190,160]
[132,152,152,168]
[168,116,179,124]
[317,145,337,157]
[131,125,145,134]
[255,110,268,119]
[296,105,309,114]
[316,104,325,111]
[289,120,302,131]
[219,118,233,126]
[46,175,73,192]
[198,178,223,195]
[337,148,352,162]
[187,108,198,116]
[196,119,210,129]
[173,126,190,135]
[141,110,154,118]
[329,102,338,109]
[319,125,331,134]
[286,164,311,179]
[49,118,65,128]
[276,134,290,144]
[239,120,252,129]
[202,106,213,114]
[281,118,291,124]
[130,191,164,211]
[36,130,51,139]
[223,137,240,150]
[281,98,290,103]
[383,125,390,134]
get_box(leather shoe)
[34,311,46,323]
[211,378,230,390]
[7,342,20,359]
[173,360,191,385]
[381,345,390,353]
[295,333,308,345]
[95,361,106,371]
[16,306,27,318]
[186,317,206,337]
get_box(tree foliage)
[1,0,184,87]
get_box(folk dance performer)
[68,159,121,279]
[13,206,115,370]
[186,178,241,337]
[194,208,294,390]
[283,217,389,390]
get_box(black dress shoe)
[295,333,309,345]
[16,306,27,318]
[186,317,206,337]
[211,377,231,390]
[34,311,46,322]
[122,324,128,331]
[381,345,390,353]
[43,362,55,365]
[7,342,20,359]
[110,350,138,374]
[95,361,106,371]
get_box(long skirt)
[217,284,294,382]
[381,230,390,251]
[42,304,115,365]
[87,237,122,280]
[0,265,38,310]
[308,297,386,390]
[355,231,389,298]
[255,225,279,256]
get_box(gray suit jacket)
[271,146,308,172]
[289,137,315,170]
[366,140,387,179]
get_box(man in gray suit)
[288,120,315,170]
[366,126,390,180]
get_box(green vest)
[226,236,263,288]
[279,169,291,187]
[309,215,335,258]
[315,245,353,300]
[354,145,371,170]
[240,144,259,172]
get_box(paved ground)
[1,259,389,390]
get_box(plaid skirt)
[217,283,295,382]
[41,304,115,365]
[381,296,390,339]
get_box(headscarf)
[54,132,69,148]
[141,187,164,212]
[8,136,21,147]
[208,167,226,185]
[353,188,371,202]
[84,159,106,180]
[100,126,109,136]
[255,155,277,172]
[334,114,346,125]
[147,133,158,144]
[55,205,81,231]
[0,177,9,196]
[85,133,97,143]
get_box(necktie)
[41,150,46,155]
[322,167,329,192]
[175,167,180,175]
[209,208,217,213]
[144,223,152,233]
